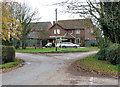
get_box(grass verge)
[16,47,99,53]
[0,62,19,69]
[0,58,23,72]
[77,55,118,77]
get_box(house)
[27,22,52,47]
[26,19,97,47]
[47,19,96,46]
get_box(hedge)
[95,44,120,65]
[1,45,15,64]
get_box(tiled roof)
[57,19,93,29]
[28,32,40,39]
[28,22,51,39]
[31,22,51,31]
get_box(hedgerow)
[95,44,120,65]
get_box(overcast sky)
[15,0,83,22]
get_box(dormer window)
[54,29,60,34]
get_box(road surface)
[1,51,118,85]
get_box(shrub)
[95,48,106,60]
[105,44,120,65]
[95,42,109,60]
[91,43,98,47]
[116,46,120,65]
[95,43,120,65]
[2,45,15,64]
[15,41,20,49]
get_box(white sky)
[15,0,82,22]
[2,0,119,22]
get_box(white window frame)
[54,29,60,34]
[76,30,80,34]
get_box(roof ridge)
[58,18,91,22]
[31,22,51,23]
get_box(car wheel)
[74,46,77,48]
[63,46,66,48]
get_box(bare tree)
[14,2,41,49]
[38,27,50,47]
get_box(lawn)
[77,55,118,76]
[16,47,99,53]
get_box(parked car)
[45,43,52,48]
[59,42,80,48]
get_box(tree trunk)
[22,37,27,49]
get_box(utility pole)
[55,8,57,51]
[60,37,62,51]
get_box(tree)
[31,23,50,47]
[14,3,40,49]
[1,1,22,45]
[57,0,120,44]
[39,29,50,47]
[100,2,120,43]
[39,29,49,40]
[3,1,40,48]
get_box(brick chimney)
[53,21,55,25]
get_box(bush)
[106,44,120,65]
[95,43,120,65]
[2,45,15,64]
[95,42,109,60]
[91,43,98,47]
[15,41,20,49]
[95,48,106,60]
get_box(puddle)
[22,62,31,65]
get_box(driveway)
[1,51,118,85]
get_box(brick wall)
[85,28,96,40]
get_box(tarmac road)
[1,51,118,85]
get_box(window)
[76,30,80,34]
[54,29,60,34]
[70,30,73,34]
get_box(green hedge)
[95,44,120,65]
[2,45,15,64]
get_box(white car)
[45,43,52,47]
[59,42,80,48]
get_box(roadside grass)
[0,58,23,70]
[0,61,19,69]
[77,55,118,76]
[16,47,99,53]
